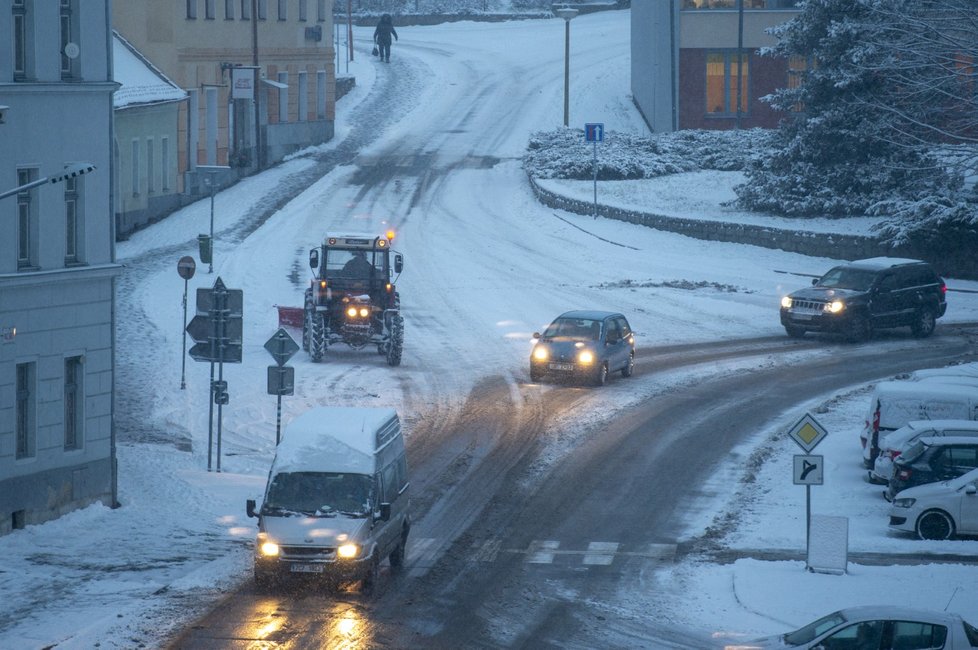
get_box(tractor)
[302,231,404,366]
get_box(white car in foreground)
[889,467,978,540]
[727,605,978,649]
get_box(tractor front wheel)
[386,314,404,367]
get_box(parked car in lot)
[885,437,978,501]
[731,605,978,649]
[889,467,978,540]
[779,257,946,343]
[859,380,978,469]
[871,420,978,485]
[529,310,634,386]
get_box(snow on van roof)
[272,407,398,475]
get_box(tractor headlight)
[578,350,594,365]
[346,306,357,318]
[337,543,360,559]
[825,300,845,314]
[359,307,370,318]
[781,296,792,309]
[532,345,548,361]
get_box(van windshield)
[263,471,373,517]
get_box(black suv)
[779,257,946,342]
[885,437,978,501]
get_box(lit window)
[706,51,750,116]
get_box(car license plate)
[792,313,813,321]
[549,362,574,371]
[290,563,323,574]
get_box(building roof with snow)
[112,31,186,110]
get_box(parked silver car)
[889,466,978,540]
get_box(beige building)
[113,0,336,196]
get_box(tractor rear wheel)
[386,314,404,367]
[311,313,327,362]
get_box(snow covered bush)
[522,127,771,180]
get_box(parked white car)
[888,466,978,540]
[870,420,978,485]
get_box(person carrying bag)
[373,13,398,63]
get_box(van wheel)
[389,528,408,571]
[916,510,954,540]
[910,307,936,338]
[361,554,381,596]
[254,569,274,592]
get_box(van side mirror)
[309,249,319,269]
[379,502,392,522]
[246,499,258,518]
[394,254,403,274]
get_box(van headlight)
[578,350,594,365]
[892,498,915,508]
[260,541,280,556]
[825,300,845,313]
[337,543,360,559]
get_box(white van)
[246,406,410,591]
[860,380,978,469]
[870,419,978,485]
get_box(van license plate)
[290,563,323,574]
[549,362,574,371]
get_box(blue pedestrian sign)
[585,123,604,142]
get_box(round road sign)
[177,256,197,280]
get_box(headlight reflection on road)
[335,607,368,646]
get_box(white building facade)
[0,0,122,535]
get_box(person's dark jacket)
[374,16,398,46]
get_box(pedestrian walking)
[373,13,398,63]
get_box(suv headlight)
[825,300,845,313]
[892,497,916,508]
[780,296,792,309]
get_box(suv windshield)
[817,266,879,291]
[263,471,373,517]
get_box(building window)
[205,0,215,19]
[13,0,31,81]
[225,0,234,19]
[706,51,750,116]
[258,0,267,20]
[60,0,80,80]
[317,0,325,22]
[241,0,250,19]
[299,0,307,21]
[64,357,83,450]
[16,362,36,460]
[187,0,197,19]
[65,176,79,263]
[16,168,37,269]
[162,136,171,191]
[147,138,155,193]
[277,0,286,21]
[787,54,814,112]
[131,139,140,196]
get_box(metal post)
[735,0,744,130]
[592,140,598,218]
[252,0,261,170]
[563,19,570,127]
[181,278,189,389]
[208,178,215,273]
[805,484,811,570]
[207,361,215,471]
[347,0,354,63]
[215,286,227,473]
[276,393,283,444]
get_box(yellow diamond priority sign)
[787,412,828,452]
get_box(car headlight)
[578,350,594,364]
[260,541,280,556]
[825,300,845,313]
[892,498,916,508]
[337,543,360,559]
[532,345,548,361]
[781,296,792,309]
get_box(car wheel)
[621,352,634,378]
[784,325,806,339]
[910,307,936,338]
[593,363,608,387]
[916,510,955,540]
[845,314,872,343]
[389,528,408,571]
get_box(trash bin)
[197,234,212,264]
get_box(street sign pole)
[207,361,215,471]
[181,277,189,389]
[592,139,598,218]
[264,328,299,444]
[215,281,227,472]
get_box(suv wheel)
[916,510,954,540]
[784,325,806,339]
[845,314,872,343]
[910,307,936,338]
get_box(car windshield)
[263,471,373,517]
[783,611,848,645]
[542,318,602,341]
[817,266,878,291]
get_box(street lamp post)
[554,6,579,127]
